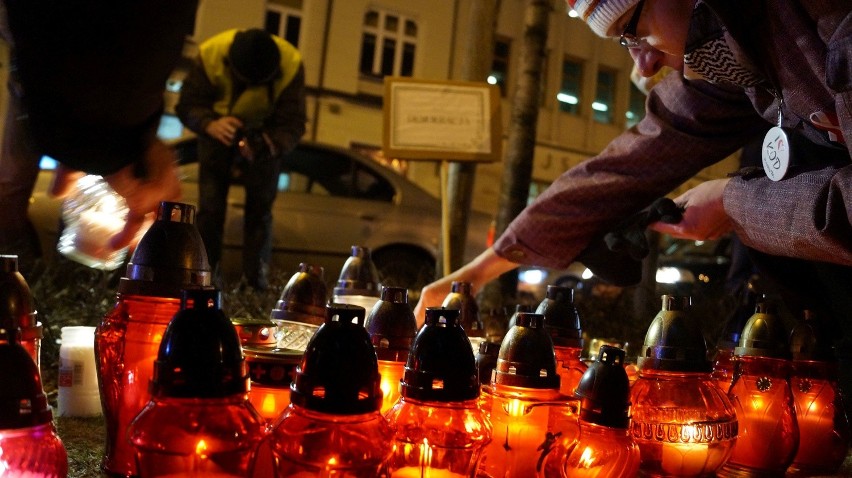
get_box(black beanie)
[228,29,282,84]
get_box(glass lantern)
[365,286,418,413]
[553,345,639,478]
[786,310,850,476]
[711,276,760,394]
[478,312,579,478]
[128,289,268,477]
[332,245,382,312]
[442,281,487,352]
[535,285,587,396]
[243,345,302,423]
[719,298,798,477]
[631,295,738,477]
[270,304,393,476]
[0,255,41,370]
[57,174,130,271]
[95,202,211,477]
[385,307,491,477]
[269,263,327,352]
[0,292,67,477]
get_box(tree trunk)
[481,0,552,311]
[443,0,501,276]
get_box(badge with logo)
[762,126,790,182]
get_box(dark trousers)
[0,94,44,277]
[196,137,281,289]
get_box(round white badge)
[761,126,790,181]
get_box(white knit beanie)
[568,0,641,38]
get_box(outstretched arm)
[413,247,518,326]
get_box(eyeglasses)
[619,0,645,49]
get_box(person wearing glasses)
[414,0,852,325]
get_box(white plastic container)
[58,326,102,417]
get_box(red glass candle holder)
[536,285,588,396]
[555,346,639,478]
[128,289,267,477]
[243,345,301,423]
[786,310,850,476]
[720,299,798,477]
[631,296,738,477]
[366,286,418,413]
[96,202,211,477]
[0,319,67,477]
[385,307,490,477]
[270,304,393,476]
[478,312,579,478]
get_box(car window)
[280,145,394,202]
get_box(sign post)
[382,77,502,276]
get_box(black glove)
[575,198,683,287]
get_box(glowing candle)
[96,202,212,478]
[385,308,490,477]
[392,467,465,478]
[723,299,798,475]
[559,346,640,478]
[378,360,405,413]
[631,296,737,477]
[244,345,300,423]
[478,313,579,478]
[787,313,851,475]
[658,425,732,476]
[535,285,587,396]
[365,286,417,413]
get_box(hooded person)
[176,28,308,290]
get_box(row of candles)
[0,201,849,477]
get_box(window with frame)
[265,0,302,47]
[557,58,583,114]
[626,83,646,128]
[359,8,418,79]
[489,37,511,96]
[593,68,616,124]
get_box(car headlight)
[518,268,548,286]
[656,266,695,284]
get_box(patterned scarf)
[682,1,763,87]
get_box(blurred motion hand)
[413,275,458,327]
[649,178,733,240]
[49,138,181,251]
[413,247,518,327]
[205,116,244,147]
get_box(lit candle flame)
[261,393,278,417]
[504,399,526,417]
[578,446,595,468]
[419,438,433,471]
[195,439,208,459]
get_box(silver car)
[29,140,492,298]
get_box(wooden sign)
[383,77,502,162]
